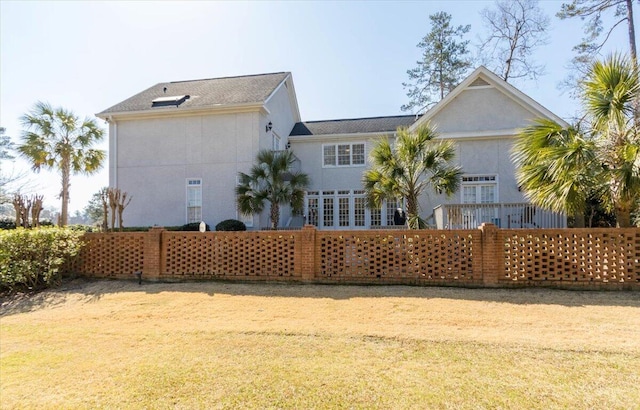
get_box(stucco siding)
[292,139,369,192]
[264,80,297,149]
[431,87,536,133]
[113,112,260,227]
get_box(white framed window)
[323,146,336,166]
[305,189,398,229]
[272,132,281,151]
[461,175,498,204]
[306,192,319,226]
[186,178,202,224]
[323,192,334,227]
[322,142,365,167]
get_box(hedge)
[0,227,85,292]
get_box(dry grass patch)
[1,279,639,409]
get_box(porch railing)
[433,203,567,229]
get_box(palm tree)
[18,102,105,226]
[236,149,310,230]
[585,54,640,227]
[512,119,601,225]
[514,54,640,227]
[362,124,462,229]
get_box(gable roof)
[411,66,569,130]
[290,115,418,137]
[97,72,291,117]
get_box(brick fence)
[75,224,640,290]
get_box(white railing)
[433,203,566,229]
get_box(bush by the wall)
[0,227,85,292]
[215,219,246,231]
[177,222,211,231]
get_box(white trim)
[263,73,301,123]
[96,102,267,121]
[186,178,203,224]
[288,131,394,143]
[460,174,499,204]
[410,66,569,131]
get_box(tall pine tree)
[402,12,473,114]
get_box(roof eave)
[96,102,267,121]
[410,66,569,130]
[289,130,396,142]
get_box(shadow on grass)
[2,276,638,318]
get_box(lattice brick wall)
[317,230,480,282]
[162,231,300,277]
[77,233,145,278]
[502,229,640,283]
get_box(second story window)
[323,143,365,167]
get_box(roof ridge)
[169,72,288,84]
[301,114,419,124]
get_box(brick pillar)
[480,223,500,286]
[143,226,164,280]
[299,225,317,281]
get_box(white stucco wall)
[429,87,537,133]
[109,77,301,229]
[112,111,261,228]
[291,136,371,193]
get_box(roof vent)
[152,95,190,107]
[469,78,490,87]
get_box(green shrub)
[0,218,16,230]
[0,227,85,292]
[178,222,211,231]
[215,219,246,231]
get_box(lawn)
[1,279,639,409]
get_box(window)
[322,143,365,167]
[386,199,401,226]
[305,190,398,229]
[323,145,336,166]
[352,144,365,165]
[186,179,202,223]
[370,208,381,226]
[307,196,319,226]
[338,193,350,227]
[323,194,334,227]
[272,132,281,151]
[338,145,351,166]
[461,175,498,204]
[354,197,366,227]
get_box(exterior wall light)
[266,121,273,132]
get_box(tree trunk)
[615,207,632,228]
[270,203,280,230]
[60,160,70,227]
[627,0,637,66]
[406,195,419,229]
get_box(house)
[96,67,568,230]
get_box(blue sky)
[0,0,634,214]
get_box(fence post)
[300,225,317,281]
[143,226,164,280]
[480,223,500,286]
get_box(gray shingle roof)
[289,115,419,136]
[98,72,290,115]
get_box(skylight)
[152,95,190,107]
